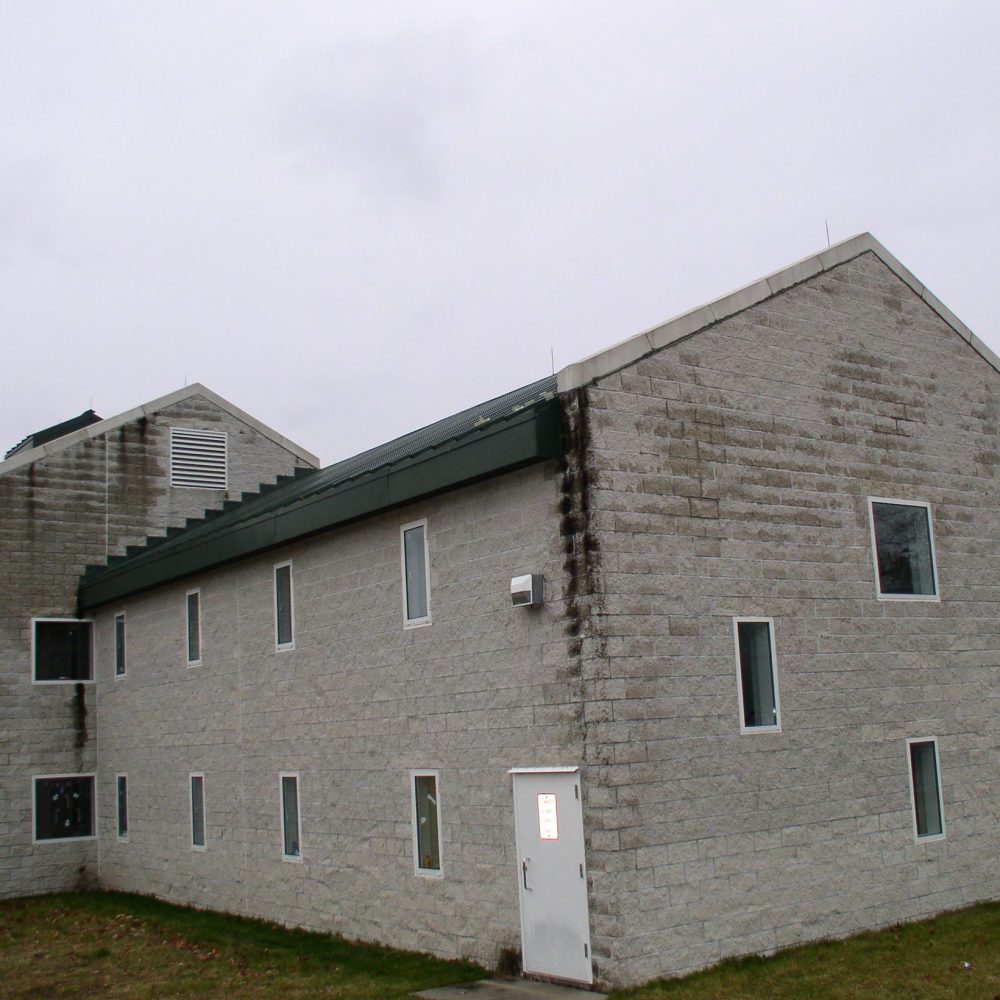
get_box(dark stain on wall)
[73,683,88,749]
[558,388,601,669]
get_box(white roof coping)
[0,383,320,476]
[557,232,999,392]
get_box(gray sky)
[2,2,998,465]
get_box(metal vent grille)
[170,427,227,489]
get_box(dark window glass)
[34,621,92,681]
[403,525,428,622]
[114,614,126,676]
[414,774,441,871]
[191,775,206,847]
[281,776,300,858]
[872,502,936,596]
[117,775,129,838]
[35,776,94,840]
[275,565,293,646]
[909,741,943,838]
[737,621,778,729]
[187,592,201,663]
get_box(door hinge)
[584,943,589,957]
[575,784,579,799]
[579,863,584,879]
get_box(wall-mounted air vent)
[170,427,228,490]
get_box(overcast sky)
[2,2,998,465]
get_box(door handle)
[522,857,531,891]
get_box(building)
[1,384,318,901]
[13,235,1000,988]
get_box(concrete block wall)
[575,252,1000,984]
[93,462,579,968]
[0,393,314,899]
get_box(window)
[117,774,129,840]
[170,427,227,489]
[114,613,126,677]
[280,773,302,861]
[274,562,294,649]
[190,774,206,849]
[734,618,781,732]
[32,619,93,682]
[401,520,430,626]
[411,770,442,875]
[186,590,201,666]
[33,775,95,842]
[908,738,945,841]
[869,499,939,599]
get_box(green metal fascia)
[78,399,561,611]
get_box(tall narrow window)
[401,521,430,626]
[32,619,93,682]
[274,562,294,649]
[869,499,938,599]
[411,770,442,875]
[190,774,206,849]
[734,618,781,732]
[280,773,302,860]
[33,775,95,842]
[186,590,201,666]
[114,613,126,677]
[908,738,945,840]
[117,774,129,840]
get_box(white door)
[511,768,592,985]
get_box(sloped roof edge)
[557,233,999,392]
[0,383,320,475]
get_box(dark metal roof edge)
[79,398,561,610]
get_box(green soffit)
[79,378,561,611]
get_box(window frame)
[273,561,295,651]
[185,589,202,667]
[400,519,431,628]
[114,612,127,679]
[410,769,443,878]
[31,617,95,684]
[906,737,946,843]
[32,773,97,844]
[279,772,303,863]
[116,773,129,841]
[189,773,207,851]
[733,617,782,734]
[867,497,940,602]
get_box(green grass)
[2,893,998,999]
[0,891,484,999]
[609,902,1000,1000]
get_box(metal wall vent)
[170,427,228,489]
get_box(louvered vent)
[170,428,228,489]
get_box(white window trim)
[410,768,443,878]
[116,773,129,841]
[31,617,95,685]
[279,771,303,863]
[400,519,431,629]
[31,773,97,844]
[867,497,941,602]
[189,772,207,851]
[274,561,295,651]
[185,589,202,667]
[733,617,782,734]
[906,736,946,843]
[114,612,127,679]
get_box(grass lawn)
[610,901,1000,1000]
[0,892,484,999]
[1,894,998,999]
